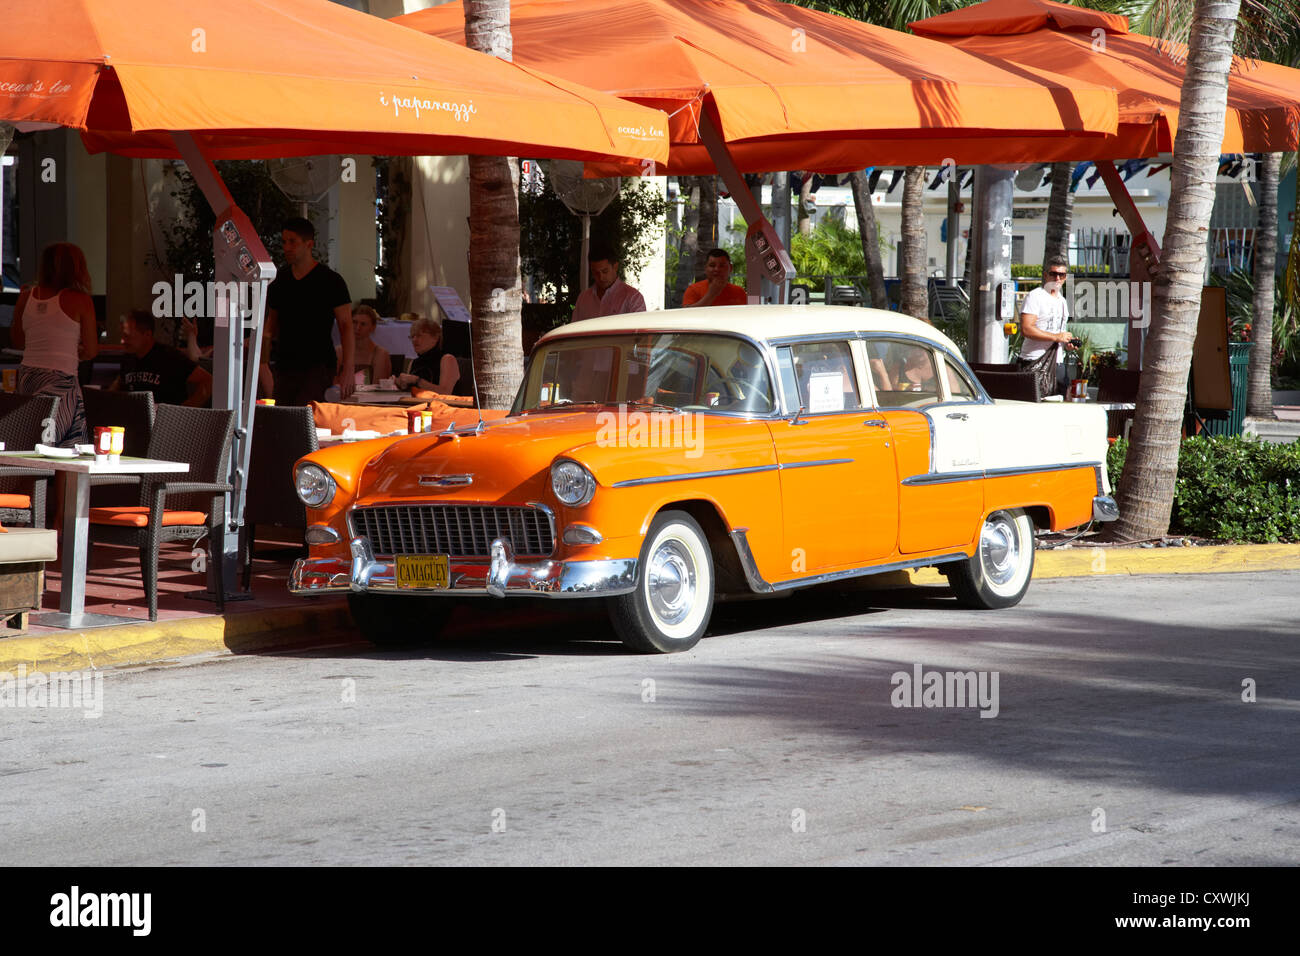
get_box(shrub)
[1108,436,1300,542]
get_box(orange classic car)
[290,306,1117,653]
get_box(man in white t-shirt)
[1018,255,1077,395]
[572,247,647,321]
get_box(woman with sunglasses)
[1017,255,1077,398]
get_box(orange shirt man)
[682,248,748,307]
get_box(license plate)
[395,555,450,589]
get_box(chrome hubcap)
[647,541,695,626]
[979,515,1019,587]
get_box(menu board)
[431,287,472,324]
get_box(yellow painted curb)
[0,600,353,674]
[909,543,1300,585]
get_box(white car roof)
[539,304,962,355]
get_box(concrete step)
[1243,417,1300,443]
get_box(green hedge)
[1108,436,1300,542]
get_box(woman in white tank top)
[11,243,100,446]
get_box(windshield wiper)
[625,399,686,414]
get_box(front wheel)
[608,510,714,653]
[347,593,454,647]
[949,509,1035,609]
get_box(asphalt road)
[2,571,1297,866]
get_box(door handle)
[946,412,969,421]
[862,419,887,428]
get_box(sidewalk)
[2,540,1297,674]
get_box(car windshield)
[512,332,775,416]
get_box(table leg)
[36,470,133,629]
[58,470,89,618]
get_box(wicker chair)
[83,389,157,506]
[973,368,1040,402]
[88,405,235,621]
[242,404,319,588]
[0,394,58,528]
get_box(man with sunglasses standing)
[1018,255,1077,398]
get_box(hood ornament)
[418,474,474,487]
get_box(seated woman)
[396,315,460,395]
[874,345,937,393]
[339,304,392,385]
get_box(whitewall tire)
[608,510,714,653]
[949,509,1035,609]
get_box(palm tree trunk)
[1246,151,1280,419]
[1108,0,1242,542]
[797,174,815,236]
[464,0,524,408]
[1042,162,1075,273]
[673,177,700,304]
[849,170,888,309]
[900,165,929,321]
[694,175,718,276]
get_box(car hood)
[353,409,769,503]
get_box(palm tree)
[1041,162,1074,277]
[1108,0,1244,541]
[848,169,890,308]
[900,166,930,319]
[463,0,524,409]
[1246,150,1281,419]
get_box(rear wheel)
[347,593,454,647]
[949,509,1035,609]
[608,510,714,653]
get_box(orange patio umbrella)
[910,0,1300,157]
[1,0,669,608]
[394,0,1121,174]
[0,0,668,166]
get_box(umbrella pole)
[1095,161,1161,370]
[698,113,793,303]
[580,215,591,292]
[171,131,276,601]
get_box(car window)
[865,340,943,409]
[515,333,775,415]
[784,341,862,413]
[943,359,978,401]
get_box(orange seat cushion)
[0,493,32,509]
[89,507,208,528]
[310,400,509,435]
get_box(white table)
[0,452,189,629]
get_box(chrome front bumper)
[289,536,638,598]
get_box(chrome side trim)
[779,458,854,470]
[611,457,852,488]
[769,552,969,592]
[726,528,969,595]
[985,461,1103,478]
[729,529,774,594]
[901,470,985,486]
[611,463,779,488]
[901,460,1103,487]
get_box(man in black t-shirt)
[265,217,354,405]
[113,310,212,407]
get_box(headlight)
[295,463,337,508]
[550,459,596,507]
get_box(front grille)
[352,505,554,558]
